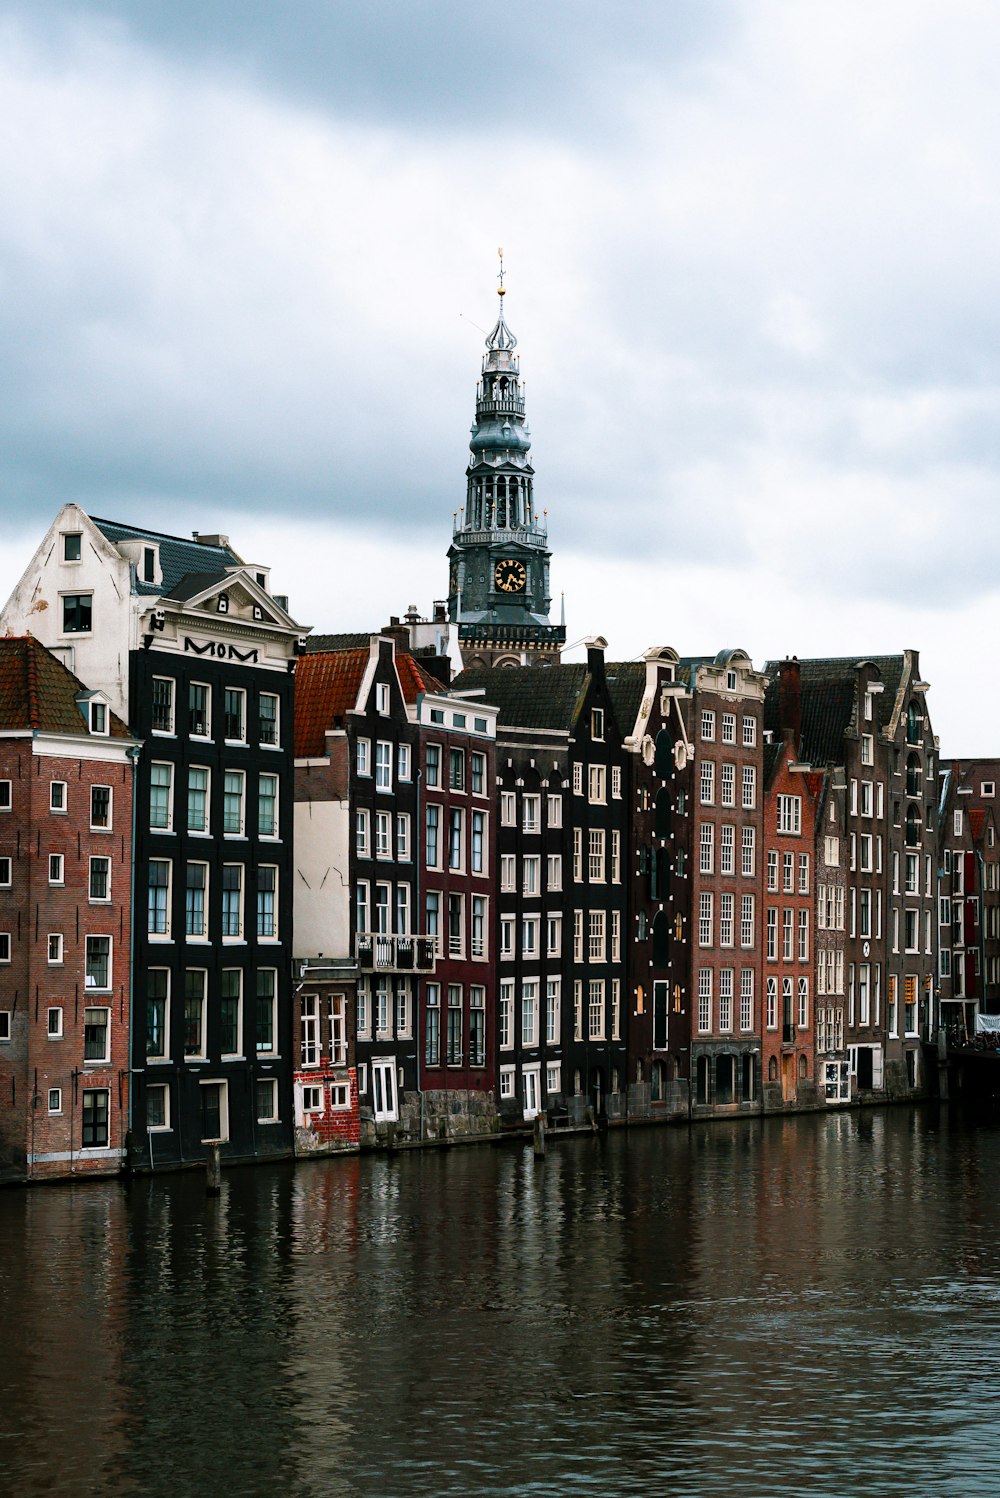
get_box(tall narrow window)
[257,867,277,939]
[258,774,278,837]
[149,763,173,831]
[256,970,277,1054]
[185,863,207,938]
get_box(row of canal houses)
[1,503,999,1179]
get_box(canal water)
[2,1107,1000,1497]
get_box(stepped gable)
[91,517,240,596]
[0,634,131,737]
[295,644,440,758]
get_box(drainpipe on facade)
[978,847,988,1025]
[126,742,141,1175]
[414,761,425,1142]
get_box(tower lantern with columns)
[447,253,565,669]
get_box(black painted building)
[453,639,630,1124]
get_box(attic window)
[63,533,82,563]
[983,782,995,798]
[143,547,156,583]
[89,701,108,736]
[726,670,738,691]
[217,593,229,615]
[256,573,267,589]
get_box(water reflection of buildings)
[0,1185,130,1492]
[116,1167,307,1496]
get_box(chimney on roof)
[381,620,409,653]
[778,657,802,749]
[585,635,608,680]
[192,532,229,549]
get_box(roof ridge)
[24,635,40,730]
[90,516,235,550]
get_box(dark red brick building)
[762,685,822,1110]
[0,636,137,1179]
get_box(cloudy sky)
[1,1,999,749]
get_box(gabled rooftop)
[295,645,440,758]
[452,664,595,734]
[0,635,132,738]
[763,655,906,766]
[91,517,241,597]
[304,632,374,653]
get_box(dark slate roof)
[763,655,905,766]
[675,656,713,687]
[451,666,589,733]
[763,740,784,784]
[163,571,232,602]
[0,636,132,738]
[604,662,647,736]
[304,633,373,653]
[91,518,240,597]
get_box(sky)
[1,1,999,750]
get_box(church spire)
[446,255,565,669]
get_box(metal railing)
[356,933,437,973]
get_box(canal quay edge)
[1,264,997,1188]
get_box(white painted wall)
[293,798,351,960]
[0,504,139,720]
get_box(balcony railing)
[356,933,437,973]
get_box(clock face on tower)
[494,558,527,594]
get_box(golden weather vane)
[497,246,506,297]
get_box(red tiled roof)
[397,653,442,702]
[294,644,439,758]
[0,635,131,738]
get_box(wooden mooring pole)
[205,1142,221,1195]
[533,1114,546,1160]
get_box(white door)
[522,1066,540,1120]
[372,1059,398,1122]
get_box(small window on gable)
[63,533,82,562]
[983,782,995,798]
[90,700,108,735]
[376,683,390,715]
[591,708,605,742]
[726,670,738,691]
[217,592,229,615]
[143,547,157,583]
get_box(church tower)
[448,256,565,669]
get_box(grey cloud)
[3,0,731,144]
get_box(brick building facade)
[0,637,136,1179]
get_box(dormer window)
[142,547,157,583]
[726,670,738,691]
[90,701,108,735]
[217,593,229,615]
[63,533,82,563]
